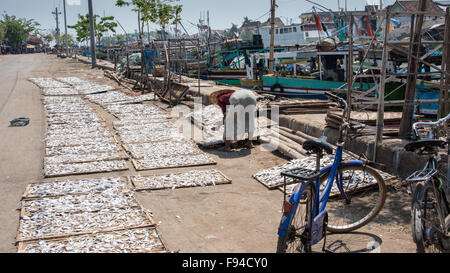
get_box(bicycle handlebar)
[324,92,348,115]
[412,114,450,138]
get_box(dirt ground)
[0,53,417,253]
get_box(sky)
[0,0,393,38]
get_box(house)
[388,0,444,26]
[258,24,305,48]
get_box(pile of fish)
[86,91,155,106]
[23,177,129,199]
[132,170,231,191]
[30,77,116,96]
[27,77,131,178]
[18,228,165,253]
[41,96,127,177]
[17,177,166,253]
[83,91,216,171]
[29,78,69,89]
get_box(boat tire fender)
[271,83,284,93]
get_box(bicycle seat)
[404,139,446,152]
[303,137,333,155]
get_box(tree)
[69,14,117,46]
[224,23,238,39]
[115,0,182,40]
[60,34,75,47]
[0,25,5,44]
[243,16,252,26]
[0,14,40,50]
[42,33,54,44]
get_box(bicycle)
[405,114,450,253]
[276,92,387,253]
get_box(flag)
[366,16,374,36]
[313,12,323,31]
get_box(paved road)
[0,54,46,252]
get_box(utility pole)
[52,7,61,49]
[63,0,69,57]
[399,0,427,137]
[269,0,276,74]
[88,0,97,68]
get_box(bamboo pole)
[399,0,426,137]
[373,10,390,162]
[347,14,354,123]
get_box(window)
[280,29,283,34]
[293,27,297,32]
[276,29,278,34]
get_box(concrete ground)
[0,53,417,253]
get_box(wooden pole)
[399,0,426,137]
[268,0,276,75]
[347,14,354,123]
[444,8,450,116]
[88,0,97,68]
[438,9,449,118]
[374,11,390,162]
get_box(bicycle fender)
[277,182,311,238]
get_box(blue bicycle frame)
[278,144,364,239]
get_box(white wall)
[258,25,306,48]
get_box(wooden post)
[373,10,391,162]
[268,0,276,75]
[399,0,427,137]
[197,41,201,97]
[444,8,450,116]
[437,8,450,118]
[346,14,354,123]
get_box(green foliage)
[42,33,54,43]
[115,0,182,38]
[0,25,5,44]
[224,23,238,39]
[0,14,40,47]
[60,34,75,46]
[69,14,117,45]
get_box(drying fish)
[132,170,230,191]
[44,160,128,177]
[24,177,128,199]
[134,154,215,170]
[118,130,185,144]
[126,141,200,159]
[45,136,116,148]
[45,151,124,165]
[42,87,79,96]
[22,190,137,215]
[18,228,164,253]
[30,78,69,88]
[18,207,153,241]
[45,143,121,156]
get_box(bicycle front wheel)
[412,180,447,253]
[321,165,386,233]
[276,183,315,253]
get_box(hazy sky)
[1,0,391,37]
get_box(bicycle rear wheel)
[412,180,447,253]
[276,183,315,253]
[321,165,386,233]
